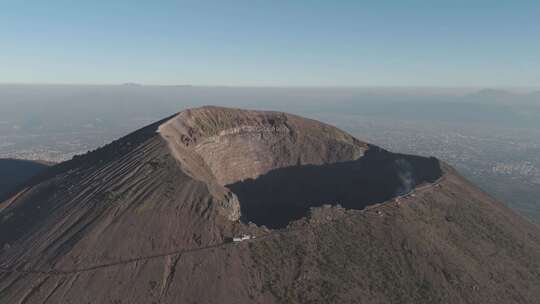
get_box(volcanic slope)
[0,106,539,304]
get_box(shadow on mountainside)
[0,159,51,201]
[227,149,442,229]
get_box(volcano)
[0,106,539,304]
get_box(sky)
[1,0,539,87]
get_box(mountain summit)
[1,106,539,303]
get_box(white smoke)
[395,159,415,196]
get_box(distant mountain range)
[466,88,540,103]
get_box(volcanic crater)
[159,106,442,228]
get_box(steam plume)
[395,159,415,196]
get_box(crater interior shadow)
[226,149,442,229]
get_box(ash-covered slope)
[0,106,539,304]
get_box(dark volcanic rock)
[0,106,539,304]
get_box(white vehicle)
[233,234,255,242]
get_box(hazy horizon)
[1,83,540,95]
